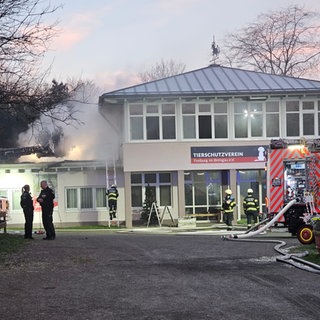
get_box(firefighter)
[243,188,259,229]
[106,184,119,220]
[222,189,236,231]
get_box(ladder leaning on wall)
[106,144,119,227]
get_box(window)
[162,104,176,139]
[286,100,316,137]
[234,102,263,138]
[198,116,211,138]
[182,103,196,139]
[184,171,223,214]
[234,102,248,138]
[130,172,172,207]
[129,103,176,141]
[302,101,315,136]
[286,101,299,137]
[160,186,171,206]
[131,186,143,207]
[266,101,279,137]
[66,187,105,210]
[96,188,106,207]
[130,104,143,140]
[214,102,228,138]
[12,190,21,210]
[66,188,77,209]
[131,117,143,140]
[80,188,93,209]
[250,103,263,137]
[198,103,212,139]
[146,104,159,140]
[183,102,215,139]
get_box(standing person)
[106,184,118,220]
[243,188,259,229]
[20,184,34,240]
[37,180,55,240]
[222,189,236,231]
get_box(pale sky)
[43,0,320,92]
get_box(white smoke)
[18,88,117,162]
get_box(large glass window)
[129,103,176,141]
[66,187,105,210]
[237,170,266,214]
[234,102,263,138]
[184,171,223,214]
[130,172,172,207]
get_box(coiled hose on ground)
[222,199,320,274]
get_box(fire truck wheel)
[297,225,314,245]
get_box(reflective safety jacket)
[222,195,236,213]
[107,187,119,201]
[243,195,259,214]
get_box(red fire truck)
[267,138,320,244]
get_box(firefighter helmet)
[247,188,253,194]
[225,189,232,195]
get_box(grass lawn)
[289,243,320,265]
[0,233,26,261]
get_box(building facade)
[2,65,320,228]
[99,65,320,227]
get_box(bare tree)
[138,59,186,82]
[221,5,320,77]
[0,0,60,83]
[0,1,89,148]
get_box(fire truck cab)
[267,138,320,243]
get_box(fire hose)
[222,199,320,274]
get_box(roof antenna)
[210,35,220,65]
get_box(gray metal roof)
[99,65,320,102]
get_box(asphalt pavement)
[0,227,319,320]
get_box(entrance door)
[237,170,266,219]
[184,170,223,214]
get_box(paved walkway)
[1,230,319,320]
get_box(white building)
[2,64,320,227]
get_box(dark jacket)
[37,187,55,209]
[20,191,34,211]
[243,195,259,214]
[107,187,119,201]
[222,195,236,213]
